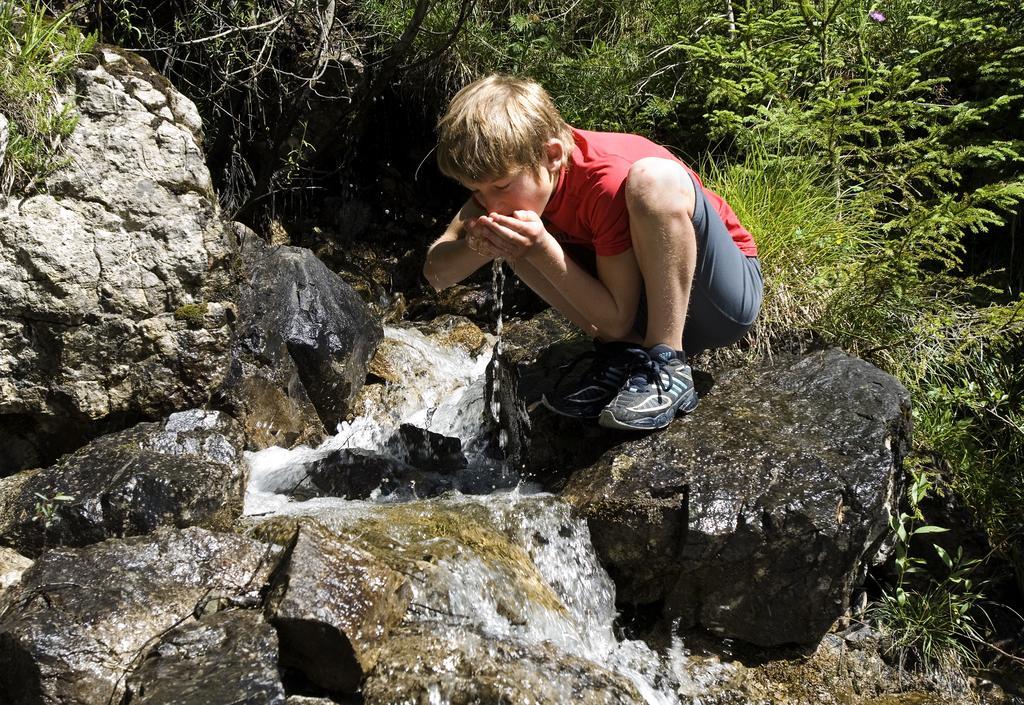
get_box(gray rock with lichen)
[0,47,236,474]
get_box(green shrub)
[870,470,986,677]
[0,1,95,193]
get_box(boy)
[423,75,763,431]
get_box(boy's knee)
[595,316,637,341]
[625,158,694,219]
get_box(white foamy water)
[242,322,701,703]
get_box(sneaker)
[598,344,698,431]
[541,341,647,419]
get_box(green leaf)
[934,544,953,569]
[914,525,949,534]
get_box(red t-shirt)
[542,129,758,258]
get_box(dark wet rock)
[0,48,237,475]
[562,349,910,646]
[283,447,453,501]
[0,527,281,705]
[217,228,383,450]
[125,610,284,705]
[387,423,468,472]
[362,623,644,705]
[264,519,411,694]
[0,410,246,557]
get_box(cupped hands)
[466,210,550,261]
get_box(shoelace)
[624,350,671,399]
[553,343,637,392]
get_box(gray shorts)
[669,173,763,357]
[568,176,763,357]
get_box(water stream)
[489,258,508,454]
[243,316,725,702]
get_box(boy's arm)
[422,198,492,291]
[531,238,643,340]
[484,212,643,340]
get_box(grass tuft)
[0,1,95,194]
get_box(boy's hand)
[478,210,550,261]
[465,217,514,260]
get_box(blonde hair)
[436,74,574,183]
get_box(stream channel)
[243,264,725,703]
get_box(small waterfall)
[243,323,703,703]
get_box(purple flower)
[869,10,886,22]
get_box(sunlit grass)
[0,1,95,193]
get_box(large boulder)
[0,47,237,474]
[0,410,246,557]
[562,349,910,646]
[0,527,281,705]
[125,610,285,705]
[216,229,383,450]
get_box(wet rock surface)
[217,229,383,450]
[498,310,628,481]
[387,423,469,472]
[562,349,910,646]
[126,610,285,705]
[263,519,411,694]
[0,527,280,705]
[0,47,236,474]
[362,623,645,705]
[0,410,246,557]
[288,446,456,501]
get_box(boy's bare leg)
[624,157,698,352]
[508,258,599,338]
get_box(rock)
[0,527,281,705]
[386,423,468,472]
[338,498,575,634]
[0,47,237,474]
[562,349,909,646]
[417,314,490,355]
[407,283,492,323]
[498,310,626,485]
[216,228,383,450]
[0,546,31,607]
[125,610,285,705]
[666,630,963,705]
[0,410,246,557]
[264,519,411,694]
[288,447,453,501]
[362,624,644,705]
